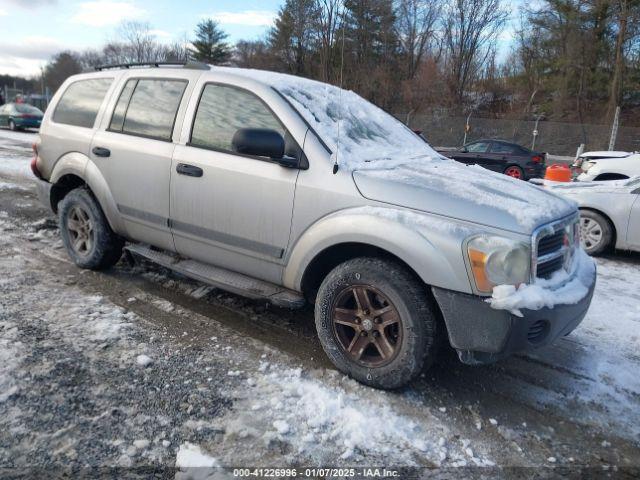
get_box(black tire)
[315,257,437,389]
[579,210,613,256]
[58,187,124,270]
[8,120,17,131]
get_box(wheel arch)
[49,154,125,234]
[283,209,473,299]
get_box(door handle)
[176,163,203,178]
[92,147,111,157]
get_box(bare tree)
[442,0,509,108]
[316,0,342,82]
[395,0,442,80]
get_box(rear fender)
[50,153,125,234]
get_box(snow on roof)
[214,67,443,170]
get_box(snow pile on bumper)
[487,249,596,317]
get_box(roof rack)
[94,61,210,71]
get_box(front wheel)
[8,120,17,131]
[579,210,613,256]
[315,257,438,389]
[58,188,124,270]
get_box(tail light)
[30,143,43,179]
[532,155,544,164]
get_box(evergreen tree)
[190,19,231,65]
[268,0,320,75]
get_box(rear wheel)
[579,210,613,256]
[58,188,124,270]
[504,165,524,180]
[315,257,438,389]
[8,120,17,131]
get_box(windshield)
[217,68,442,171]
[15,104,43,115]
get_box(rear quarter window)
[53,78,113,128]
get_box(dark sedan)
[0,103,44,131]
[440,139,546,180]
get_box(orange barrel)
[545,164,572,182]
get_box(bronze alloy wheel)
[331,285,403,368]
[66,206,94,257]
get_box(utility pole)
[532,114,543,150]
[608,106,620,151]
[463,112,472,146]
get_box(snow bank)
[246,368,494,466]
[488,249,596,316]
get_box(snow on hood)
[214,66,441,168]
[354,161,577,233]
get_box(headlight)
[581,161,596,173]
[467,235,530,293]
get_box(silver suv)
[32,63,596,389]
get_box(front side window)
[191,84,285,153]
[110,79,187,141]
[466,142,490,153]
[53,78,113,128]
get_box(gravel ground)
[0,130,639,479]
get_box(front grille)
[534,216,578,280]
[527,320,549,344]
[536,256,564,278]
[537,230,564,257]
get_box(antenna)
[333,7,347,175]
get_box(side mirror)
[232,128,286,160]
[461,147,468,153]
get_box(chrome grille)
[532,214,579,281]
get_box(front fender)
[283,207,477,294]
[50,153,126,235]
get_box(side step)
[125,244,306,309]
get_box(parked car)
[573,150,640,182]
[0,102,44,131]
[439,139,546,180]
[548,178,640,255]
[31,63,596,389]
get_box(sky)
[0,0,282,77]
[0,0,523,79]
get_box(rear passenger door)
[90,76,190,251]
[170,83,301,284]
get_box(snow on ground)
[231,367,493,467]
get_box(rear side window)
[109,79,187,141]
[490,143,517,154]
[53,78,113,128]
[190,84,285,152]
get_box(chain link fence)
[402,114,640,157]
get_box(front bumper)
[431,268,596,364]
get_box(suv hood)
[353,160,576,234]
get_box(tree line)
[7,0,640,126]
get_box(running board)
[125,244,306,309]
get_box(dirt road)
[0,130,638,477]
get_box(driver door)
[170,83,301,284]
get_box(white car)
[574,150,640,182]
[549,177,640,255]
